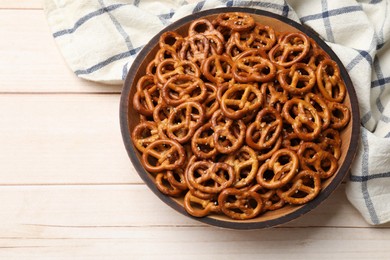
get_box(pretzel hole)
[263,169,275,181]
[145,155,158,167]
[332,107,345,120]
[320,158,332,172]
[247,198,260,209]
[324,65,335,76]
[193,23,209,34]
[163,35,178,47]
[277,155,291,166]
[198,144,213,153]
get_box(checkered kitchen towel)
[44,0,390,225]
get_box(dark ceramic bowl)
[120,7,360,229]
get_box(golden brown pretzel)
[188,18,225,43]
[232,55,276,83]
[184,191,220,217]
[278,63,316,95]
[142,139,186,173]
[186,161,235,194]
[218,188,263,220]
[304,93,331,130]
[256,148,299,189]
[327,101,351,129]
[166,101,205,143]
[276,170,321,205]
[249,184,285,211]
[246,107,283,150]
[179,34,210,65]
[161,74,207,106]
[211,110,246,154]
[201,54,234,84]
[268,32,310,67]
[214,12,255,32]
[133,75,161,116]
[159,31,184,52]
[282,98,322,141]
[224,146,259,188]
[297,142,338,179]
[317,128,342,159]
[260,82,288,112]
[220,83,263,119]
[131,121,160,152]
[191,122,217,159]
[316,58,346,102]
[155,172,185,197]
[156,58,200,84]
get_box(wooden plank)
[0,94,140,185]
[0,226,389,259]
[0,184,387,259]
[0,1,42,9]
[0,184,382,229]
[0,10,121,93]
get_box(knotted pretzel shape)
[167,101,205,143]
[133,75,160,116]
[186,161,235,194]
[156,58,200,84]
[218,188,263,220]
[162,74,207,106]
[298,142,338,179]
[188,18,225,43]
[249,184,285,211]
[327,101,351,130]
[131,121,160,153]
[246,107,283,150]
[214,12,255,32]
[155,172,184,197]
[276,170,321,205]
[184,191,220,217]
[260,82,288,112]
[179,34,210,65]
[316,59,346,102]
[224,146,259,188]
[278,63,316,95]
[282,98,322,141]
[211,110,246,154]
[256,148,299,189]
[232,22,276,52]
[159,31,184,52]
[269,32,310,67]
[304,93,331,130]
[317,128,342,159]
[220,83,263,119]
[191,122,217,159]
[232,55,276,83]
[142,139,186,173]
[201,54,234,84]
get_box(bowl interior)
[121,7,360,229]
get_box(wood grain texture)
[0,94,141,184]
[0,3,389,259]
[0,10,121,93]
[0,184,385,229]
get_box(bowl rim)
[120,7,361,229]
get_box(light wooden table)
[1,1,390,259]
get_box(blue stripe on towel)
[53,3,126,38]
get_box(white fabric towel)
[44,0,390,225]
